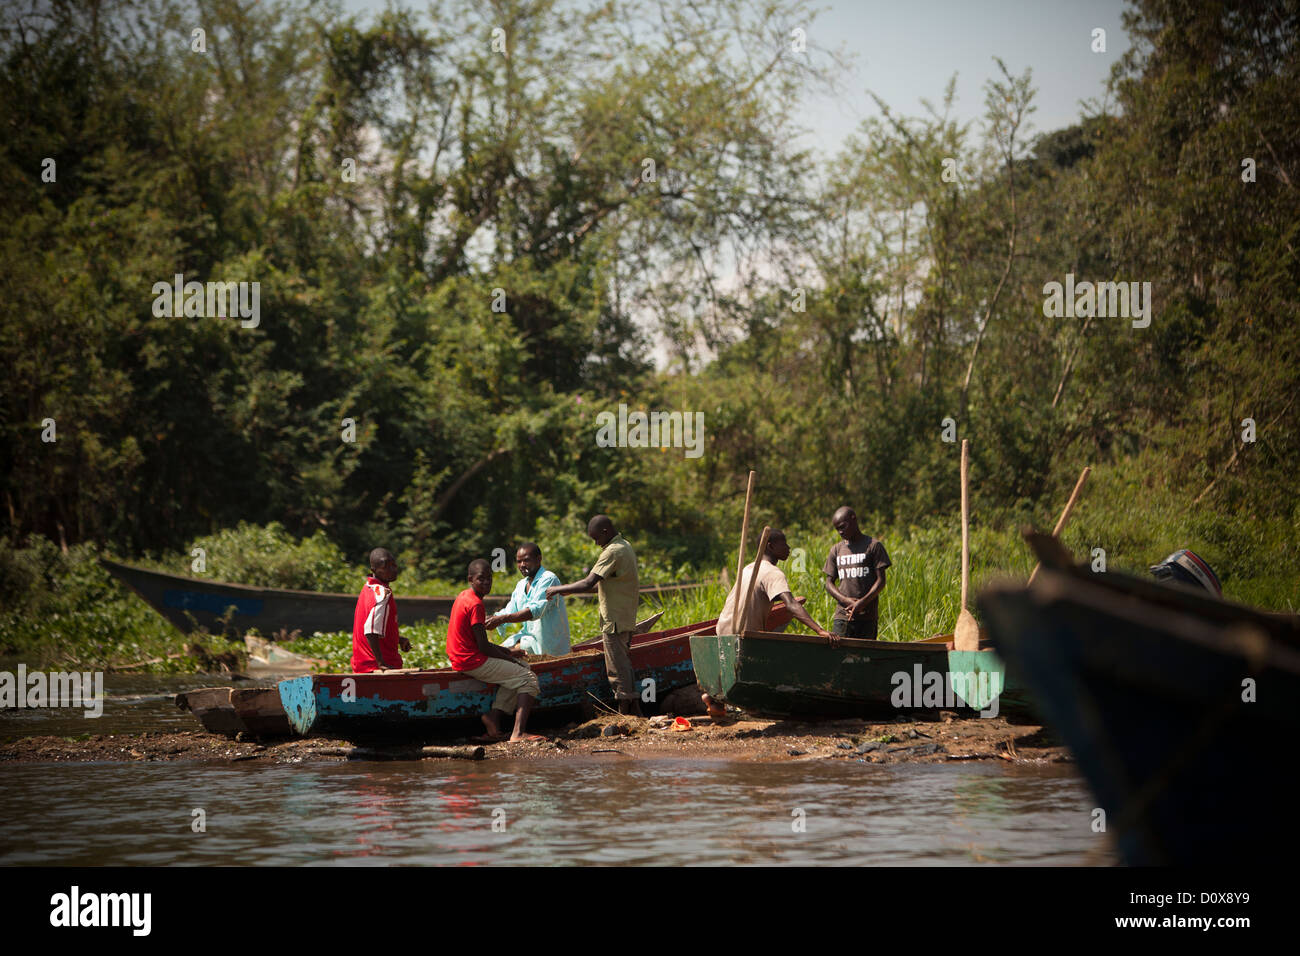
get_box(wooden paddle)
[1027,466,1091,586]
[738,525,772,634]
[954,439,980,651]
[727,470,757,628]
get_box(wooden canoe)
[176,601,793,738]
[177,611,713,735]
[101,557,709,637]
[278,618,718,738]
[978,567,1300,865]
[175,687,245,736]
[175,685,293,739]
[689,629,1033,719]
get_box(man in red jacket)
[351,548,411,673]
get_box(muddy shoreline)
[0,712,1070,765]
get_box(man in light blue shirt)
[484,542,571,657]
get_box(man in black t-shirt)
[822,506,891,640]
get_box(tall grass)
[4,456,1296,674]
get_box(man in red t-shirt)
[448,558,544,741]
[351,548,411,673]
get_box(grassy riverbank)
[2,463,1296,674]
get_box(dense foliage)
[2,0,1296,669]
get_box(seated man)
[447,559,544,742]
[485,542,570,657]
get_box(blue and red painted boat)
[276,604,801,739]
[278,619,715,738]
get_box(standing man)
[547,514,642,716]
[448,559,544,742]
[485,542,571,657]
[822,507,892,640]
[351,548,411,672]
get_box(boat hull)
[279,620,713,738]
[176,685,292,738]
[175,687,245,736]
[689,631,1033,718]
[103,558,503,636]
[230,687,294,737]
[979,569,1300,865]
[102,558,711,637]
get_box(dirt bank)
[0,712,1069,765]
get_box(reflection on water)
[0,757,1111,866]
[0,673,1109,865]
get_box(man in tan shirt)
[717,530,831,638]
[709,530,832,719]
[547,514,642,715]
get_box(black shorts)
[832,617,878,640]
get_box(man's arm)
[824,574,855,609]
[489,583,549,626]
[489,608,534,627]
[366,632,388,668]
[547,571,602,599]
[473,621,520,661]
[777,591,830,638]
[485,592,532,631]
[849,568,887,617]
[487,607,532,651]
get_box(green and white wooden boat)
[689,630,1035,719]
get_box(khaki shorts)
[464,657,541,714]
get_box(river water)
[0,670,245,738]
[0,672,1112,866]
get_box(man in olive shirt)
[823,506,891,640]
[547,514,642,715]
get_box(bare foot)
[509,732,546,742]
[701,692,726,720]
[475,714,506,742]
